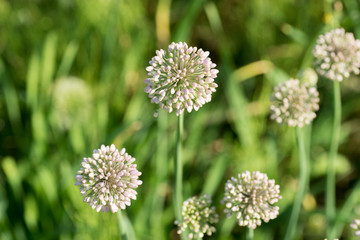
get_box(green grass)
[1,0,360,239]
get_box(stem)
[246,228,254,240]
[283,127,308,240]
[326,80,341,238]
[150,110,168,237]
[117,211,126,240]
[324,0,334,16]
[175,114,184,227]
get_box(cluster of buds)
[145,42,218,117]
[222,171,281,229]
[270,79,320,127]
[176,194,219,239]
[75,144,142,213]
[313,28,360,81]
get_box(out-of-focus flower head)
[145,42,218,117]
[299,67,318,86]
[270,78,320,127]
[176,194,218,239]
[313,28,360,82]
[222,171,281,229]
[75,144,142,213]
[52,76,92,130]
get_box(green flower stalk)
[270,79,319,240]
[175,113,184,222]
[176,194,219,239]
[313,28,360,238]
[247,228,254,240]
[222,171,281,230]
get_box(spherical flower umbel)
[75,144,142,213]
[270,79,320,127]
[222,171,281,229]
[350,218,360,237]
[313,28,360,81]
[176,194,219,239]
[145,42,218,117]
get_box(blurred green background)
[1,0,360,239]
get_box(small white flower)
[145,42,218,116]
[313,28,360,81]
[75,144,142,213]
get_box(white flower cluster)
[222,171,281,229]
[351,219,360,237]
[75,144,142,213]
[145,42,218,117]
[313,28,360,81]
[176,194,219,239]
[270,79,320,127]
